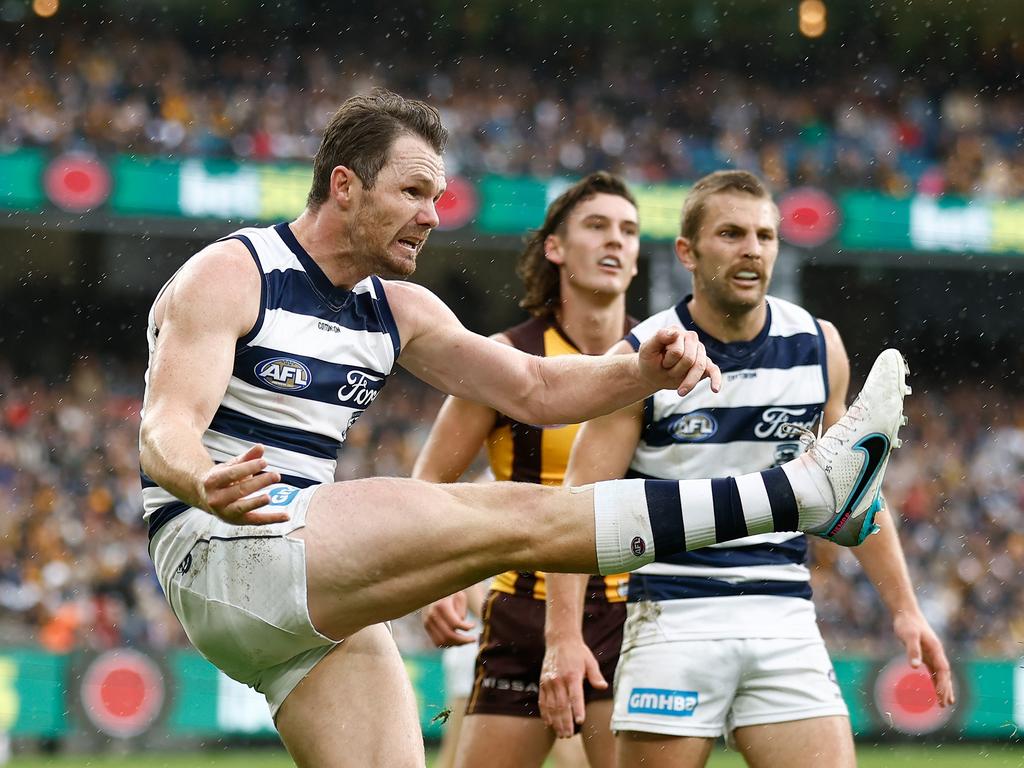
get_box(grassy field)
[6,744,1024,767]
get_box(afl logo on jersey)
[255,358,312,391]
[669,411,717,442]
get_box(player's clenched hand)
[893,610,956,708]
[539,636,607,739]
[422,591,477,647]
[199,444,285,525]
[638,327,723,397]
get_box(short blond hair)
[680,170,772,241]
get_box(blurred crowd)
[813,387,1024,659]
[0,359,444,654]
[2,355,1023,661]
[2,30,1023,198]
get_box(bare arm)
[540,340,644,737]
[852,503,953,707]
[386,281,720,426]
[817,321,954,707]
[411,334,508,483]
[139,241,284,524]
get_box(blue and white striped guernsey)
[141,222,400,538]
[622,295,828,643]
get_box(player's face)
[545,193,640,299]
[351,133,446,277]
[678,192,779,314]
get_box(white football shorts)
[150,484,338,718]
[612,635,848,737]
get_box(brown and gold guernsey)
[487,315,631,604]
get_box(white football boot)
[793,348,910,546]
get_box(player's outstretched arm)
[541,375,644,737]
[387,281,721,426]
[852,503,955,706]
[139,241,284,525]
[411,334,510,484]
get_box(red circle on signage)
[873,656,952,735]
[100,668,147,718]
[436,176,478,231]
[43,154,112,212]
[894,670,937,714]
[778,187,840,247]
[80,649,165,738]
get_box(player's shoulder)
[173,237,261,301]
[154,236,261,334]
[765,295,821,337]
[192,235,257,271]
[377,280,459,345]
[626,304,684,349]
[378,279,444,312]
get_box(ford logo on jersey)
[754,406,817,439]
[669,411,717,442]
[627,688,699,716]
[255,358,312,391]
[337,370,384,408]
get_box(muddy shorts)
[149,484,337,718]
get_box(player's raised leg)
[293,348,909,640]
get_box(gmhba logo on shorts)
[255,358,311,391]
[268,486,300,506]
[627,688,699,716]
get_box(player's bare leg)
[454,715,555,768]
[446,677,610,767]
[288,478,604,640]
[578,698,616,768]
[275,624,423,768]
[552,733,594,768]
[733,716,855,768]
[617,732,716,768]
[273,351,907,760]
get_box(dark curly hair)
[517,171,637,318]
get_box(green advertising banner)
[111,156,312,221]
[0,150,45,211]
[839,192,1024,255]
[477,175,691,241]
[1,646,1022,743]
[0,649,67,738]
[0,647,445,741]
[835,656,1019,738]
[2,149,1024,256]
[110,156,182,216]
